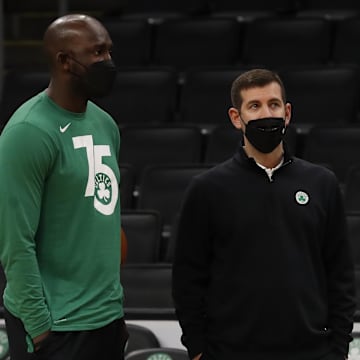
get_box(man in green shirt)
[0,14,127,359]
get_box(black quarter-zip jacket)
[172,145,356,360]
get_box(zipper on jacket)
[270,158,293,182]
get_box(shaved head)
[43,14,109,70]
[43,14,115,108]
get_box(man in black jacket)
[172,68,356,360]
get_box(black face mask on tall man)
[69,57,117,99]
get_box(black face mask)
[69,58,117,99]
[244,117,286,153]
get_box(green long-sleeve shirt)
[0,91,123,346]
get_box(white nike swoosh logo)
[60,123,71,133]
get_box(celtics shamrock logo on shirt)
[295,191,310,205]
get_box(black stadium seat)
[210,0,293,21]
[0,71,49,130]
[95,69,178,126]
[103,20,152,67]
[241,18,332,67]
[125,324,160,356]
[125,347,188,360]
[204,125,243,163]
[119,0,208,19]
[119,126,203,183]
[179,68,247,128]
[136,164,212,241]
[302,126,360,184]
[210,0,290,12]
[332,18,360,65]
[121,210,162,264]
[279,67,360,130]
[152,18,241,69]
[296,0,359,21]
[120,263,174,319]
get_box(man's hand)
[33,330,51,351]
[193,353,202,360]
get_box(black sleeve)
[324,178,356,356]
[172,177,212,359]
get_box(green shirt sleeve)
[0,123,55,339]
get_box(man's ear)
[57,52,69,70]
[228,107,243,131]
[285,102,292,127]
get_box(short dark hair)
[231,69,286,109]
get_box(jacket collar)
[233,141,294,169]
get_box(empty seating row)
[4,16,360,69]
[4,0,359,16]
[1,66,360,130]
[0,122,345,236]
[103,16,360,68]
[118,124,360,185]
[117,123,360,255]
[120,162,360,263]
[122,210,360,272]
[4,0,359,27]
[116,0,359,21]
